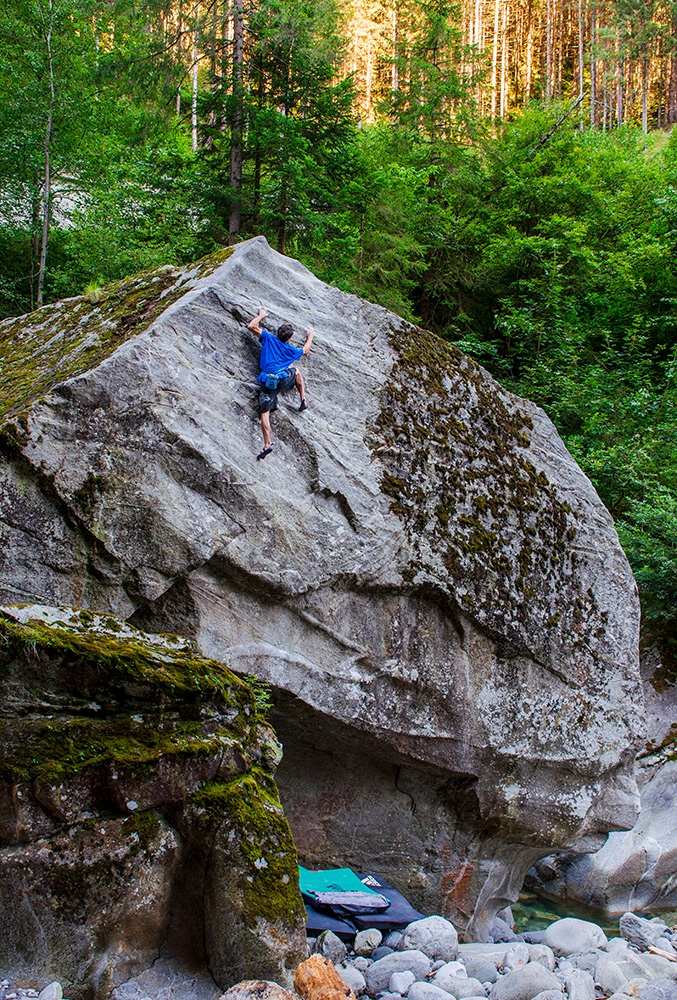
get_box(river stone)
[355,929,383,957]
[562,952,599,974]
[400,917,459,962]
[503,945,529,971]
[638,979,677,1000]
[316,930,347,965]
[365,951,432,994]
[38,986,63,1000]
[437,977,486,998]
[338,966,366,995]
[491,919,519,944]
[490,964,562,1000]
[434,962,469,985]
[620,914,674,953]
[220,984,298,1000]
[408,985,458,1000]
[390,972,416,995]
[543,920,607,957]
[0,237,643,937]
[564,970,595,1000]
[373,947,395,961]
[527,947,555,972]
[462,958,500,984]
[530,992,564,1000]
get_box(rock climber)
[247,306,314,461]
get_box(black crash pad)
[304,902,357,940]
[352,873,425,930]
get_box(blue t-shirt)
[257,329,303,383]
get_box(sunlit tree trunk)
[491,0,500,116]
[37,0,55,309]
[577,0,584,125]
[670,7,677,123]
[499,0,508,117]
[590,7,597,126]
[545,0,552,101]
[229,0,244,242]
[191,0,199,151]
[617,34,624,125]
[391,5,399,91]
[641,53,648,132]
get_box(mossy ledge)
[0,604,272,786]
[0,245,234,423]
[0,602,306,993]
[191,768,305,927]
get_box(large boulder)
[0,236,643,937]
[525,642,677,917]
[0,605,305,997]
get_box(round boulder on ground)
[409,985,461,1000]
[543,920,607,958]
[355,929,383,957]
[490,963,563,1000]
[620,915,675,954]
[365,951,432,995]
[528,947,555,972]
[462,959,500,985]
[337,966,366,995]
[638,978,677,1000]
[504,945,529,972]
[438,977,486,998]
[564,969,595,1000]
[390,971,416,995]
[315,930,348,965]
[220,982,297,1000]
[400,917,460,963]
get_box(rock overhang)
[0,235,645,934]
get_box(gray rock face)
[525,643,677,918]
[0,237,642,937]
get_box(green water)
[513,891,620,937]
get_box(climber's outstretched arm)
[247,307,267,337]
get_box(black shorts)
[258,368,297,414]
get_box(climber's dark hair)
[277,323,294,342]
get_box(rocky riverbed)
[11,912,677,1000]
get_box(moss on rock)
[0,246,234,423]
[191,768,304,927]
[372,321,583,652]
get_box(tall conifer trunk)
[37,0,55,309]
[229,0,244,243]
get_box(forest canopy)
[2,0,677,651]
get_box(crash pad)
[353,872,425,930]
[299,866,380,897]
